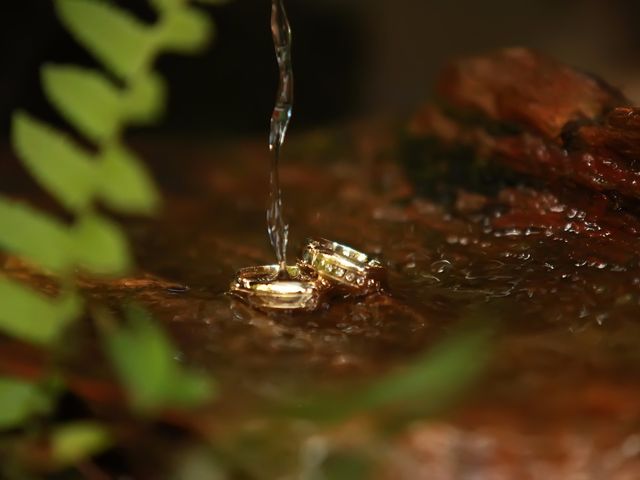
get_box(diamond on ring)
[300,238,387,295]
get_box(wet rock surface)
[1,48,640,478]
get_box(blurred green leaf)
[166,369,213,407]
[192,0,230,4]
[42,65,122,143]
[321,452,372,480]
[0,197,132,278]
[170,448,226,480]
[72,214,131,276]
[0,198,73,273]
[12,112,96,213]
[160,8,213,53]
[352,328,491,410]
[150,0,185,13]
[0,378,55,429]
[104,307,175,412]
[56,0,155,80]
[50,422,111,466]
[289,327,493,423]
[0,279,82,345]
[97,145,160,215]
[102,306,215,413]
[125,73,166,124]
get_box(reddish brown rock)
[408,48,640,265]
[437,47,627,141]
[2,48,640,478]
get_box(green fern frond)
[0,0,220,431]
[0,279,82,345]
[0,378,57,429]
[125,73,167,124]
[42,65,124,143]
[101,306,216,413]
[0,197,76,274]
[12,112,97,213]
[71,214,133,276]
[56,0,157,80]
[97,144,161,214]
[0,1,216,395]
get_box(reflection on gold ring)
[301,238,387,294]
[229,264,323,312]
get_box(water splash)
[268,0,293,275]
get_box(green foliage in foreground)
[0,0,218,440]
[0,0,495,476]
[0,378,58,430]
[102,307,215,413]
[49,422,112,467]
[1,0,218,342]
[288,325,493,424]
[191,324,494,480]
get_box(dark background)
[1,0,640,139]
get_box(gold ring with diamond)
[301,238,387,295]
[229,264,324,312]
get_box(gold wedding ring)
[229,264,324,312]
[301,238,387,295]
[229,240,387,313]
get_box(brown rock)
[437,47,627,141]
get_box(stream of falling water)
[267,0,293,276]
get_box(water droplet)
[167,284,190,294]
[431,259,452,274]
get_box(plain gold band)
[229,264,323,312]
